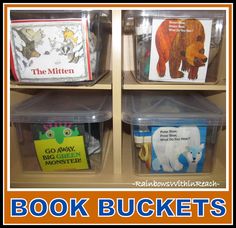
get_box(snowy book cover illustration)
[151,126,207,173]
[10,18,94,82]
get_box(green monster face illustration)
[39,123,80,144]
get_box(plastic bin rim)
[123,10,226,18]
[11,111,113,124]
[122,112,225,126]
[10,10,111,17]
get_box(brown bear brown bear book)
[155,19,207,80]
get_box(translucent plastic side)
[13,122,106,173]
[10,10,112,85]
[131,124,220,175]
[123,10,225,84]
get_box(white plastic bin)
[11,91,112,172]
[10,10,111,85]
[123,10,225,84]
[122,91,225,174]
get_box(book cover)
[32,123,90,171]
[10,18,92,83]
[149,18,212,83]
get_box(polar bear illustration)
[183,145,204,172]
[152,126,204,172]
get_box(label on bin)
[10,18,93,82]
[34,136,89,171]
[151,126,207,173]
[148,18,212,82]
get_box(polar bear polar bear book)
[152,126,206,172]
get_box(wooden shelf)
[10,71,112,90]
[9,10,227,189]
[10,126,226,188]
[123,71,226,91]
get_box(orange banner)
[4,191,232,224]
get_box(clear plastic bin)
[123,10,225,84]
[122,91,225,174]
[11,91,112,172]
[10,10,111,85]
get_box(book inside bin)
[10,10,111,85]
[11,91,112,172]
[123,10,225,84]
[122,91,225,174]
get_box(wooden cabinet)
[10,10,227,188]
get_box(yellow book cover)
[33,123,90,171]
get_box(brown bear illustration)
[155,19,208,80]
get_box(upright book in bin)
[10,18,93,83]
